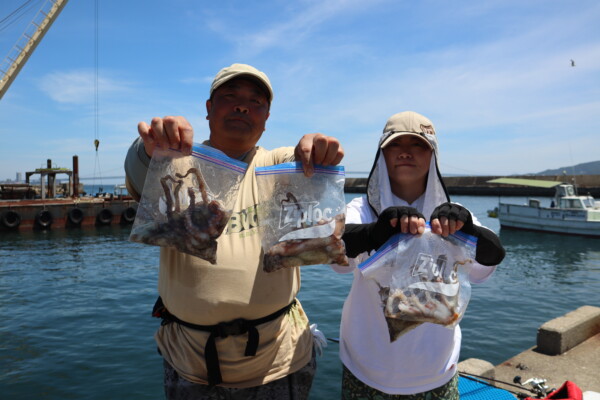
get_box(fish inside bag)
[255,162,349,272]
[129,144,247,264]
[359,226,477,342]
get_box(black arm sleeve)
[432,202,506,266]
[342,223,375,258]
[469,225,506,266]
[342,207,425,259]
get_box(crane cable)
[0,0,41,32]
[91,0,103,194]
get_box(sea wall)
[459,305,600,393]
[345,175,600,196]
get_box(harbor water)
[1,194,599,399]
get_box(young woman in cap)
[338,111,505,399]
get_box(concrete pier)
[459,305,600,395]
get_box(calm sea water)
[1,194,599,399]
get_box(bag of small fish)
[359,227,477,341]
[255,162,349,273]
[129,144,247,264]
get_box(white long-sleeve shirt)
[335,195,496,394]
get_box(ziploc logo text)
[410,253,457,283]
[280,201,333,229]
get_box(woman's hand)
[430,202,472,236]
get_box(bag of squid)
[256,162,349,273]
[358,226,476,342]
[129,144,247,264]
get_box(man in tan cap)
[124,63,343,399]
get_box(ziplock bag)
[359,226,477,341]
[129,144,247,263]
[255,162,349,272]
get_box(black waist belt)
[152,297,296,386]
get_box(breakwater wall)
[459,305,600,393]
[345,175,600,196]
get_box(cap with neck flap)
[367,111,449,217]
[379,111,438,156]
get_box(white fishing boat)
[488,178,600,238]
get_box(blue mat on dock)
[459,376,516,399]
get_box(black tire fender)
[96,208,113,225]
[67,208,84,226]
[121,207,136,224]
[35,210,53,229]
[1,210,21,229]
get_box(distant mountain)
[534,160,600,175]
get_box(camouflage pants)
[341,365,459,400]
[163,351,316,400]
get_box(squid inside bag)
[256,162,349,272]
[129,144,247,264]
[359,225,477,342]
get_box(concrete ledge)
[537,305,600,355]
[458,358,495,380]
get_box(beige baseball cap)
[379,111,437,151]
[210,63,274,103]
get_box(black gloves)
[430,202,506,266]
[343,207,424,258]
[430,203,473,232]
[343,203,506,267]
[371,206,425,250]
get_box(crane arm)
[0,0,69,100]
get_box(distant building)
[16,172,23,182]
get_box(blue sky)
[1,0,599,183]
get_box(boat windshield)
[560,198,584,209]
[582,197,595,208]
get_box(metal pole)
[73,155,79,197]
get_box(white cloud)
[39,70,130,104]
[180,75,213,85]
[205,0,388,56]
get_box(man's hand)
[294,133,344,177]
[137,116,194,157]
